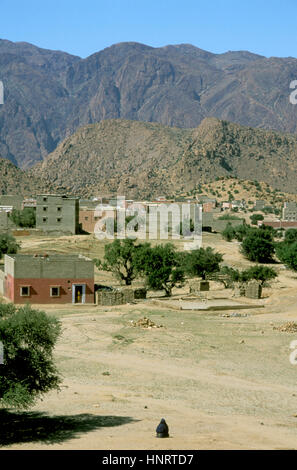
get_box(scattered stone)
[102,371,111,376]
[221,312,248,318]
[273,322,297,333]
[240,339,245,344]
[131,317,163,329]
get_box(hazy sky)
[1,0,296,58]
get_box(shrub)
[0,233,20,259]
[0,304,61,409]
[241,229,275,263]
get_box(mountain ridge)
[29,117,297,198]
[1,40,297,168]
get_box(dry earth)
[1,232,297,450]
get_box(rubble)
[221,312,248,318]
[130,317,163,329]
[273,322,297,333]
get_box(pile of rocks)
[130,317,163,329]
[273,322,297,333]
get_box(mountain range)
[29,117,297,198]
[1,39,297,169]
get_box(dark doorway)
[74,285,83,303]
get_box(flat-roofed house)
[0,254,94,304]
[36,194,79,234]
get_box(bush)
[218,214,241,220]
[10,208,36,228]
[276,241,297,271]
[0,304,61,409]
[222,223,236,241]
[182,247,223,280]
[241,229,275,263]
[0,233,20,259]
[250,213,264,225]
[284,229,297,244]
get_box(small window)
[57,218,62,223]
[43,197,47,202]
[20,286,30,296]
[57,207,62,212]
[43,217,47,223]
[85,217,89,221]
[43,206,47,212]
[50,286,60,297]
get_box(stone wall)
[245,280,262,299]
[189,280,210,293]
[96,287,147,305]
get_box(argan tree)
[94,239,150,286]
[0,304,62,409]
[11,208,36,228]
[182,247,223,280]
[241,229,275,263]
[0,233,19,259]
[140,243,185,296]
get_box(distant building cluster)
[0,191,297,305]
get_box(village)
[0,190,296,306]
[1,187,297,450]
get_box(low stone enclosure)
[234,280,262,299]
[95,287,147,306]
[189,279,262,299]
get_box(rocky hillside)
[31,118,297,199]
[0,158,49,195]
[1,40,297,168]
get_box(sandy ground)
[1,232,297,450]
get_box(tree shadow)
[0,409,137,446]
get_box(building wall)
[79,209,99,233]
[3,254,95,304]
[0,269,5,296]
[6,274,94,304]
[262,221,297,229]
[5,254,94,279]
[203,202,217,213]
[0,195,23,210]
[0,211,17,231]
[36,195,79,234]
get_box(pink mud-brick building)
[0,254,94,304]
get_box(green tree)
[0,233,20,259]
[219,266,241,287]
[0,304,61,409]
[276,241,297,271]
[94,239,148,285]
[250,213,264,225]
[219,214,241,220]
[182,247,223,280]
[140,243,185,296]
[11,208,36,228]
[241,229,275,263]
[222,223,236,241]
[242,265,277,286]
[233,224,251,242]
[284,229,297,244]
